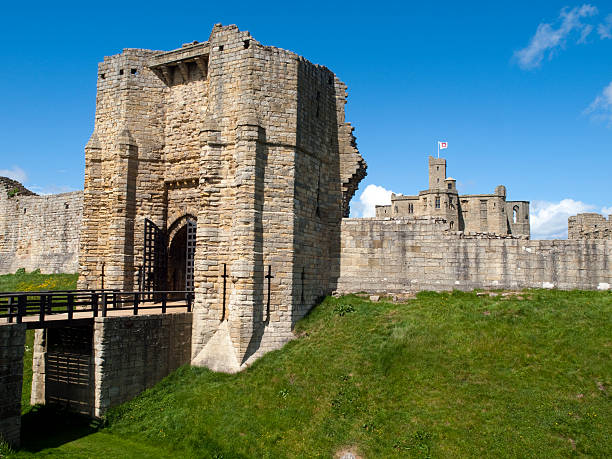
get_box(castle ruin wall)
[0,179,82,274]
[338,218,612,293]
[568,213,612,240]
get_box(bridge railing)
[0,290,193,324]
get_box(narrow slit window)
[513,206,519,224]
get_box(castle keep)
[375,156,530,237]
[78,24,366,371]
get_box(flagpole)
[437,140,439,159]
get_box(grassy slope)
[9,288,611,458]
[0,271,78,414]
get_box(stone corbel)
[178,62,189,82]
[150,67,169,86]
[194,57,208,78]
[161,67,173,86]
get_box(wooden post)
[101,262,105,290]
[265,265,274,322]
[162,292,167,314]
[39,295,45,323]
[17,295,25,324]
[46,294,52,314]
[101,292,107,317]
[222,263,228,321]
[133,292,139,316]
[187,292,192,312]
[92,293,99,318]
[7,296,13,323]
[67,294,74,320]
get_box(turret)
[428,156,446,189]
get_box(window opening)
[513,206,519,224]
[480,200,488,219]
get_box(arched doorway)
[167,216,196,291]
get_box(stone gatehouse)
[77,24,366,371]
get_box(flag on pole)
[438,141,448,150]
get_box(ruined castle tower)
[376,156,530,237]
[78,24,366,371]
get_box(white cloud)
[515,4,598,69]
[602,206,612,215]
[597,14,612,39]
[351,184,394,218]
[584,80,612,124]
[578,23,594,43]
[0,165,28,183]
[531,198,595,239]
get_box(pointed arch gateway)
[167,215,197,292]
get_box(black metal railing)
[0,290,193,324]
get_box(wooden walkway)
[0,290,192,329]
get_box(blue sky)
[0,1,610,238]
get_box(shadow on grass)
[19,406,101,453]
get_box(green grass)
[5,281,612,457]
[0,269,78,293]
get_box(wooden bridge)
[0,290,193,329]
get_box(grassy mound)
[10,288,611,457]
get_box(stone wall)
[93,313,192,417]
[0,177,82,274]
[568,213,612,240]
[0,323,25,448]
[338,218,612,293]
